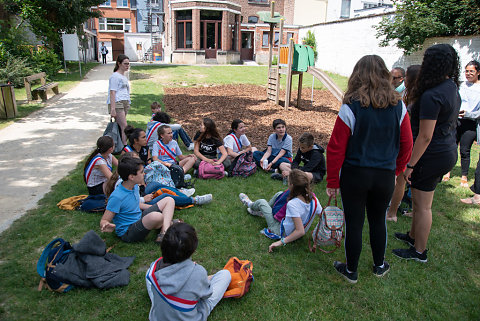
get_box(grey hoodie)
[146,258,213,321]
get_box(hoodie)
[146,258,213,321]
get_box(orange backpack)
[222,257,254,298]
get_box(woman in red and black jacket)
[326,55,413,283]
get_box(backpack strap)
[146,258,198,312]
[37,238,64,278]
[303,196,318,229]
[157,140,177,161]
[146,121,163,144]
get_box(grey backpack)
[103,118,124,154]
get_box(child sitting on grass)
[253,119,293,173]
[273,132,326,183]
[146,222,231,321]
[100,156,175,244]
[152,125,196,177]
[239,169,321,252]
[147,102,194,150]
[84,136,119,195]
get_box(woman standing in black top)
[393,44,461,263]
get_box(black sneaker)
[271,173,283,180]
[333,261,358,284]
[372,261,390,277]
[394,231,415,247]
[392,246,428,263]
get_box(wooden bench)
[24,72,59,102]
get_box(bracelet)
[406,163,415,169]
[280,237,286,246]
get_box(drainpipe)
[169,0,172,63]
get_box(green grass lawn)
[0,62,99,130]
[0,65,478,321]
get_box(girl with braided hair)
[84,136,119,195]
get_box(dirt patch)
[164,84,341,150]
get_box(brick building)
[93,0,138,62]
[162,0,300,64]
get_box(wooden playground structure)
[259,2,344,109]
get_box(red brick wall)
[94,0,137,42]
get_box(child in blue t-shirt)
[152,125,196,175]
[100,156,176,244]
[253,119,293,172]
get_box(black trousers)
[472,154,480,194]
[102,54,107,64]
[456,118,477,176]
[340,165,395,272]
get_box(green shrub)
[272,55,278,65]
[31,48,61,78]
[0,53,33,87]
[302,30,318,61]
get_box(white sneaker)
[194,194,212,205]
[239,193,252,207]
[180,188,195,197]
[247,208,263,217]
[187,143,195,151]
[224,171,228,177]
[184,174,192,181]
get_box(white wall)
[293,0,328,25]
[299,13,480,79]
[124,33,152,62]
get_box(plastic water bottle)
[263,160,268,170]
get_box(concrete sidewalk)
[0,63,113,233]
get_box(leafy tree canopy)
[2,0,104,49]
[376,0,480,55]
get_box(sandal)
[460,178,469,188]
[460,197,480,205]
[386,216,398,222]
[155,232,165,244]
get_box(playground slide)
[306,67,344,103]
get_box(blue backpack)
[37,238,74,293]
[229,151,257,177]
[79,194,107,212]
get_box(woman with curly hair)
[326,55,413,283]
[393,44,461,263]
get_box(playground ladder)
[267,67,279,103]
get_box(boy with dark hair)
[273,132,326,183]
[253,118,293,172]
[146,222,231,321]
[100,157,176,244]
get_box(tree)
[2,0,105,50]
[375,0,480,55]
[302,30,318,61]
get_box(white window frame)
[99,0,111,7]
[117,0,129,8]
[98,17,131,32]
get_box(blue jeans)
[253,151,291,169]
[145,182,193,207]
[170,125,192,148]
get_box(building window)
[247,16,258,23]
[262,31,279,47]
[99,18,131,31]
[248,0,268,4]
[117,0,128,7]
[100,0,111,6]
[287,32,294,43]
[176,10,192,49]
[340,0,351,18]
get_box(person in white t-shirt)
[152,125,196,174]
[223,119,257,162]
[107,54,131,145]
[100,42,108,64]
[238,169,321,252]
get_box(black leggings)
[456,118,477,176]
[340,165,395,272]
[472,154,480,194]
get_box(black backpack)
[169,164,194,189]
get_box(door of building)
[241,31,253,61]
[202,21,221,59]
[112,39,124,61]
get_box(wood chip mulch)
[163,84,341,151]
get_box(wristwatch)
[406,163,415,169]
[280,237,286,246]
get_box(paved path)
[0,63,113,233]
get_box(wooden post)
[285,38,294,109]
[275,18,284,105]
[297,72,303,108]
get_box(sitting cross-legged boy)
[100,156,175,244]
[253,119,293,172]
[273,132,326,183]
[146,222,231,321]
